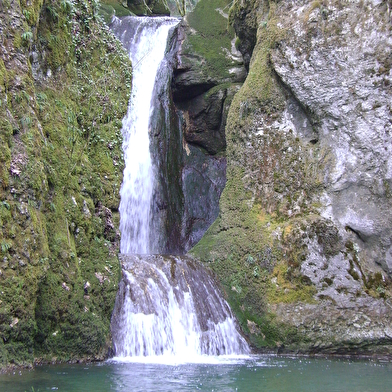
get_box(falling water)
[110,16,250,360]
[112,16,178,254]
[111,255,250,360]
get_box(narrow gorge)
[0,0,392,370]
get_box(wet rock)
[158,0,246,251]
[228,0,259,71]
[181,144,227,249]
[148,5,237,252]
[172,10,246,151]
[178,87,227,154]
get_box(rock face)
[166,0,247,251]
[192,0,392,355]
[271,0,392,276]
[0,0,131,367]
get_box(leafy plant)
[23,9,31,22]
[1,200,10,210]
[1,240,11,253]
[22,31,33,42]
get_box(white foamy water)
[111,255,250,361]
[109,354,252,366]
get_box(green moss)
[364,271,390,299]
[0,59,7,90]
[227,288,302,348]
[191,164,319,348]
[184,0,235,81]
[267,261,317,304]
[125,0,169,16]
[13,32,22,49]
[0,0,131,368]
[20,0,44,26]
[190,1,335,350]
[226,3,286,133]
[303,1,322,23]
[198,0,386,341]
[99,0,132,23]
[0,118,12,189]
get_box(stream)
[1,356,391,391]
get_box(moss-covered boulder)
[98,0,132,24]
[0,0,131,368]
[126,0,169,15]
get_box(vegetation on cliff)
[0,0,131,367]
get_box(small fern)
[1,240,11,253]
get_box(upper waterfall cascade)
[112,16,178,254]
[110,16,250,360]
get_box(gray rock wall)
[271,0,392,276]
[165,0,246,251]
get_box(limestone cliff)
[192,0,392,356]
[0,0,131,367]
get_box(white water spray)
[111,255,250,361]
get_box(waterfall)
[111,255,250,360]
[110,16,250,361]
[112,16,178,254]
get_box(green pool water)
[1,355,391,392]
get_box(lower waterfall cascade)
[111,255,250,359]
[110,16,250,360]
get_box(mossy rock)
[0,0,131,368]
[126,0,170,15]
[189,1,327,350]
[185,0,236,82]
[99,0,132,23]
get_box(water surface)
[1,355,391,392]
